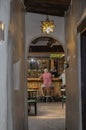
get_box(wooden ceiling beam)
[24,0,71,17]
[25,0,70,5]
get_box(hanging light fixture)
[41,15,55,34]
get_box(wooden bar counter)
[27,78,62,97]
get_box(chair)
[32,86,39,100]
[42,87,54,102]
[27,89,38,115]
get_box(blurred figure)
[59,70,66,86]
[51,66,58,77]
[59,70,66,96]
[39,68,52,96]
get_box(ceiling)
[24,1,70,54]
[24,0,71,17]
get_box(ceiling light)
[41,15,55,34]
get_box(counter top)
[27,78,61,82]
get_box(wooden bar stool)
[60,88,66,108]
[42,87,54,102]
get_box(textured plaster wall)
[25,13,65,57]
[0,0,27,130]
[9,0,27,130]
[0,0,11,130]
[65,0,86,130]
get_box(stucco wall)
[65,0,86,130]
[25,13,65,57]
[0,0,27,130]
[0,0,11,130]
[9,1,27,130]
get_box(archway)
[27,36,65,77]
[27,35,66,130]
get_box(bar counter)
[27,78,62,97]
[27,77,61,81]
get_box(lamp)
[41,15,55,34]
[0,21,4,41]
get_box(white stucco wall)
[0,0,10,130]
[0,1,27,130]
[25,13,65,57]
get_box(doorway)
[27,36,66,130]
[80,29,86,130]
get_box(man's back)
[41,72,52,86]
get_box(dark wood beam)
[24,0,71,17]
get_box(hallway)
[0,1,86,130]
[28,102,66,130]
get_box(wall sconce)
[0,21,4,41]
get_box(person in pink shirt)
[39,68,53,96]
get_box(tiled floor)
[28,102,66,130]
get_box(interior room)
[27,36,66,130]
[0,1,86,130]
[25,7,67,129]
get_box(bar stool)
[30,86,39,100]
[60,88,66,108]
[42,87,54,102]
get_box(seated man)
[59,70,66,104]
[39,68,53,96]
[59,70,66,91]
